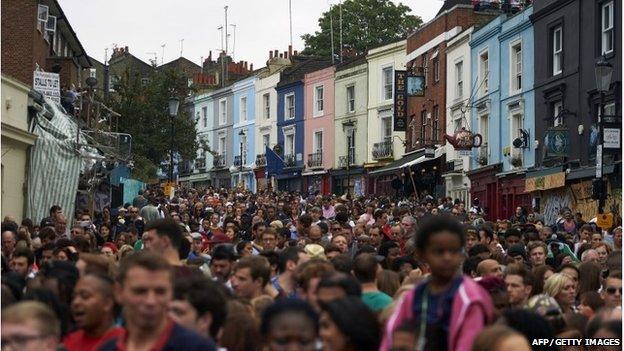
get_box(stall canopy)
[369,148,446,176]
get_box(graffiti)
[541,189,574,225]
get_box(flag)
[266,146,284,177]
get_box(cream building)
[1,74,38,222]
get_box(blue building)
[231,76,257,191]
[275,57,331,191]
[468,6,535,220]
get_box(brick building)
[1,0,92,88]
[107,46,155,90]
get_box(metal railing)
[372,140,393,160]
[284,154,297,168]
[213,155,226,168]
[338,153,356,168]
[255,154,267,167]
[233,155,246,167]
[195,158,206,171]
[307,152,323,168]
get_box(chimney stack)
[208,50,212,61]
[269,50,273,59]
[288,45,292,58]
[279,53,283,58]
[250,63,253,71]
[294,50,298,56]
[125,46,128,53]
[284,51,288,58]
[274,49,278,58]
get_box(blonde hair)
[544,273,573,298]
[2,301,60,338]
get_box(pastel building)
[210,87,234,189]
[189,92,215,187]
[303,66,335,195]
[468,7,535,220]
[332,56,369,196]
[231,75,257,191]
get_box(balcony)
[255,154,267,167]
[234,155,246,167]
[178,162,191,176]
[307,152,323,168]
[284,154,297,168]
[372,140,393,160]
[477,145,488,166]
[338,153,356,168]
[195,158,206,172]
[213,155,226,168]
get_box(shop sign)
[596,213,614,229]
[406,75,425,97]
[525,172,565,192]
[603,128,621,149]
[571,181,594,200]
[544,127,569,157]
[33,71,60,103]
[394,70,407,131]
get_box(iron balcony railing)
[213,155,226,168]
[307,152,323,168]
[372,140,393,160]
[255,154,267,167]
[233,155,246,167]
[284,154,297,168]
[195,158,206,171]
[338,153,356,168]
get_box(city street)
[0,0,622,350]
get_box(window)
[602,1,614,54]
[433,59,440,82]
[240,135,248,155]
[202,107,208,128]
[510,113,523,158]
[381,115,392,141]
[346,85,355,112]
[552,27,563,75]
[219,136,226,157]
[420,110,427,141]
[314,131,323,153]
[422,53,428,87]
[347,129,355,164]
[262,134,270,149]
[219,99,227,125]
[285,93,295,120]
[454,112,463,132]
[263,93,270,119]
[480,114,489,154]
[455,61,464,98]
[89,68,96,78]
[285,134,295,156]
[314,86,324,116]
[187,78,193,87]
[141,78,150,86]
[382,66,393,100]
[240,96,247,122]
[553,101,563,127]
[479,51,489,95]
[432,106,439,142]
[511,42,522,92]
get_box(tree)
[301,0,422,58]
[108,69,197,182]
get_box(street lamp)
[594,56,613,214]
[168,97,180,184]
[343,120,356,199]
[239,129,245,188]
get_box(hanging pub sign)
[544,127,569,157]
[444,128,482,153]
[394,70,407,131]
[407,75,425,97]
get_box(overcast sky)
[60,0,444,69]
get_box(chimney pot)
[284,51,287,58]
[270,50,273,59]
[250,63,254,70]
[294,50,298,56]
[288,45,292,58]
[274,49,278,57]
[125,46,128,53]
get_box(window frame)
[420,110,427,142]
[263,93,270,119]
[432,105,439,142]
[552,26,563,76]
[601,1,614,55]
[219,98,227,125]
[510,40,523,93]
[455,60,464,98]
[346,85,355,113]
[479,49,489,96]
[240,96,247,122]
[433,58,440,83]
[313,130,323,153]
[553,101,564,127]
[314,85,324,117]
[381,65,394,101]
[202,106,208,128]
[380,114,392,142]
[284,92,295,120]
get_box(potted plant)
[477,155,488,166]
[510,156,523,167]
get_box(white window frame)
[263,93,270,119]
[381,65,394,101]
[432,105,439,142]
[479,49,489,96]
[602,1,614,55]
[219,98,227,125]
[218,136,227,157]
[284,92,295,120]
[479,114,489,151]
[380,114,392,142]
[313,130,323,153]
[509,111,524,158]
[346,85,355,113]
[262,134,270,149]
[455,60,464,99]
[202,106,208,128]
[553,27,563,76]
[553,101,563,127]
[510,40,522,93]
[284,132,295,156]
[314,85,324,117]
[240,96,247,122]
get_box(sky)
[60,0,444,69]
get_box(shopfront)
[467,163,502,221]
[497,171,530,220]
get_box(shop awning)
[369,148,445,176]
[302,170,327,176]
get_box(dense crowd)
[1,186,622,351]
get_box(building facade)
[332,57,369,196]
[210,87,234,188]
[303,66,335,195]
[187,91,215,187]
[231,76,257,191]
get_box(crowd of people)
[1,186,622,351]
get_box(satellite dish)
[513,137,524,148]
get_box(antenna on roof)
[179,39,184,57]
[160,44,166,65]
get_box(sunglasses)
[606,287,622,295]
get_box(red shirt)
[63,327,124,351]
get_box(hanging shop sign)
[603,128,621,149]
[406,75,425,97]
[394,70,407,131]
[525,171,566,192]
[544,127,569,157]
[33,71,60,103]
[444,128,482,152]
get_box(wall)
[303,66,335,170]
[254,70,281,153]
[211,89,234,166]
[233,76,257,167]
[193,92,214,174]
[277,82,305,168]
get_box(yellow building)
[1,74,38,222]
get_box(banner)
[33,71,60,103]
[394,70,407,131]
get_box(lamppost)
[594,56,613,214]
[343,121,355,199]
[239,129,245,188]
[168,97,180,184]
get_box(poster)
[33,71,60,103]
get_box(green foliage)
[301,0,422,58]
[108,68,197,180]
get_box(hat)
[526,294,563,318]
[304,244,326,260]
[506,244,526,258]
[190,232,202,240]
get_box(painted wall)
[232,76,257,191]
[277,82,305,168]
[193,92,215,174]
[334,61,369,168]
[303,66,335,170]
[211,88,234,166]
[366,40,407,164]
[254,71,282,155]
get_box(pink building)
[303,66,335,195]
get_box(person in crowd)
[578,291,604,319]
[315,273,362,306]
[471,325,531,351]
[601,270,622,308]
[260,298,319,351]
[2,301,61,351]
[98,251,215,350]
[353,253,392,313]
[10,246,34,279]
[230,255,271,300]
[319,297,380,351]
[296,259,336,311]
[210,244,236,282]
[267,246,309,299]
[543,273,577,313]
[476,259,503,279]
[528,241,547,267]
[504,264,534,308]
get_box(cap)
[190,232,202,240]
[304,244,326,260]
